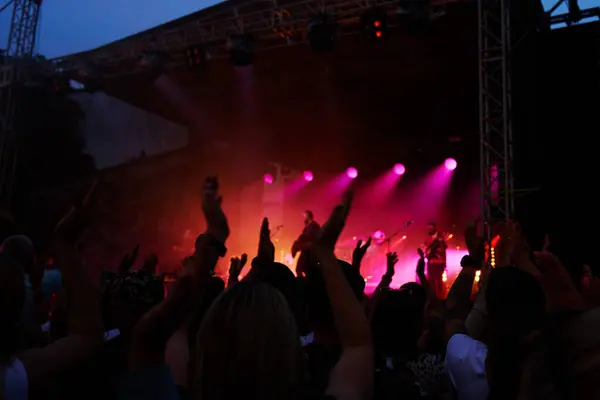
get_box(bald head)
[1,235,34,274]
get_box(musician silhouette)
[422,222,448,298]
[292,210,320,277]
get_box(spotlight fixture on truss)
[307,14,336,53]
[397,0,445,31]
[138,51,170,72]
[185,44,209,68]
[228,34,254,67]
[361,8,388,40]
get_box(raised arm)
[129,176,229,369]
[316,190,373,400]
[19,180,104,388]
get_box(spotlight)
[303,171,314,182]
[397,0,444,31]
[138,51,170,81]
[346,167,358,179]
[228,34,254,67]
[263,174,274,184]
[307,14,336,53]
[444,158,457,171]
[361,8,388,40]
[138,51,169,71]
[373,230,385,240]
[393,163,406,176]
[185,45,208,68]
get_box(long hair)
[190,281,303,400]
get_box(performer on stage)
[423,222,447,298]
[292,210,321,277]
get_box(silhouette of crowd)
[1,176,599,400]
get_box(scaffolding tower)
[0,0,41,210]
[478,0,515,251]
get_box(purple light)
[444,158,457,171]
[346,167,358,179]
[263,173,274,184]
[393,163,406,176]
[373,230,385,240]
[303,171,314,182]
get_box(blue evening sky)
[0,0,598,58]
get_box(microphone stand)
[379,222,414,253]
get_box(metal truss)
[0,0,41,210]
[50,0,466,78]
[545,0,600,27]
[6,0,40,58]
[478,0,514,246]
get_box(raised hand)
[464,219,484,262]
[352,237,372,269]
[118,243,140,274]
[229,254,248,279]
[533,250,584,312]
[54,179,99,242]
[201,176,229,244]
[257,217,275,263]
[417,247,425,259]
[385,252,398,277]
[317,189,354,250]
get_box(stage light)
[263,174,274,184]
[444,158,457,171]
[393,163,406,175]
[303,171,314,182]
[228,34,254,66]
[185,45,208,68]
[307,14,336,52]
[138,51,169,71]
[361,8,388,40]
[346,167,358,179]
[373,230,385,240]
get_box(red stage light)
[376,31,383,38]
[303,171,314,182]
[374,20,382,27]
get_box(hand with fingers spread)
[385,252,398,278]
[352,237,372,270]
[118,244,140,274]
[257,217,275,263]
